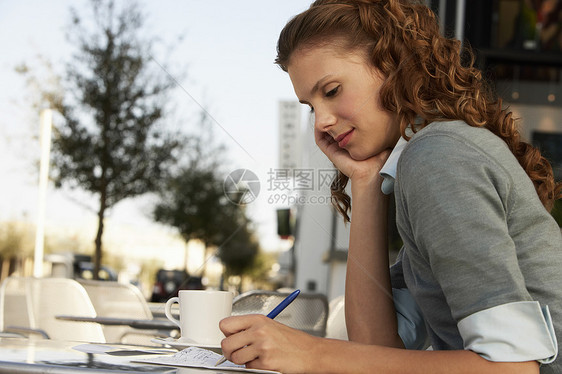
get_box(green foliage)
[18,0,183,278]
[217,220,260,277]
[153,164,262,278]
[153,116,260,279]
[51,0,181,206]
[153,166,237,247]
[241,251,277,286]
[0,221,34,259]
[153,149,260,268]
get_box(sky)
[0,0,313,270]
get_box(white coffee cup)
[164,290,233,346]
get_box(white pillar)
[34,109,52,278]
[455,0,466,44]
[438,0,446,36]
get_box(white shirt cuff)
[458,301,557,364]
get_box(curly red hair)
[276,0,561,221]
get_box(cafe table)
[148,302,179,320]
[55,315,178,330]
[0,337,232,374]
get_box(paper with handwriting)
[133,346,280,373]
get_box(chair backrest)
[79,280,152,319]
[232,290,329,337]
[78,280,155,344]
[325,294,348,340]
[0,276,32,332]
[0,276,105,342]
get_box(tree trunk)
[0,257,8,281]
[200,244,208,278]
[94,188,107,280]
[184,242,189,272]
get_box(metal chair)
[232,290,329,337]
[78,279,171,345]
[0,276,42,338]
[0,277,32,336]
[0,276,105,342]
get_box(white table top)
[0,337,225,374]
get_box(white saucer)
[151,337,222,353]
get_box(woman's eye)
[325,86,339,97]
[308,105,314,113]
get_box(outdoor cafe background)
[0,0,317,296]
[1,0,562,301]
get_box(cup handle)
[164,297,181,328]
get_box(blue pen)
[266,289,300,319]
[215,289,301,366]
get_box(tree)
[153,165,231,250]
[0,221,35,277]
[153,117,259,280]
[19,0,182,278]
[152,149,257,278]
[153,164,260,283]
[216,219,261,290]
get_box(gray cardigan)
[391,120,562,373]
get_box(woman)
[219,1,562,373]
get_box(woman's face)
[287,44,399,160]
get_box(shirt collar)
[379,136,408,195]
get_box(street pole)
[34,108,52,278]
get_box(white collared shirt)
[379,136,408,195]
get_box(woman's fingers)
[220,314,273,336]
[315,129,343,157]
[226,337,261,366]
[220,314,320,373]
[219,315,270,364]
[220,314,260,337]
[315,129,354,173]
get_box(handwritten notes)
[175,347,242,368]
[133,346,280,373]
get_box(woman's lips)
[336,129,354,148]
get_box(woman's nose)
[313,108,336,133]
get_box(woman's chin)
[347,150,369,161]
[348,147,387,161]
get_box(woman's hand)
[314,128,391,187]
[219,314,320,373]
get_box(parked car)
[150,269,204,302]
[75,261,118,281]
[45,253,118,281]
